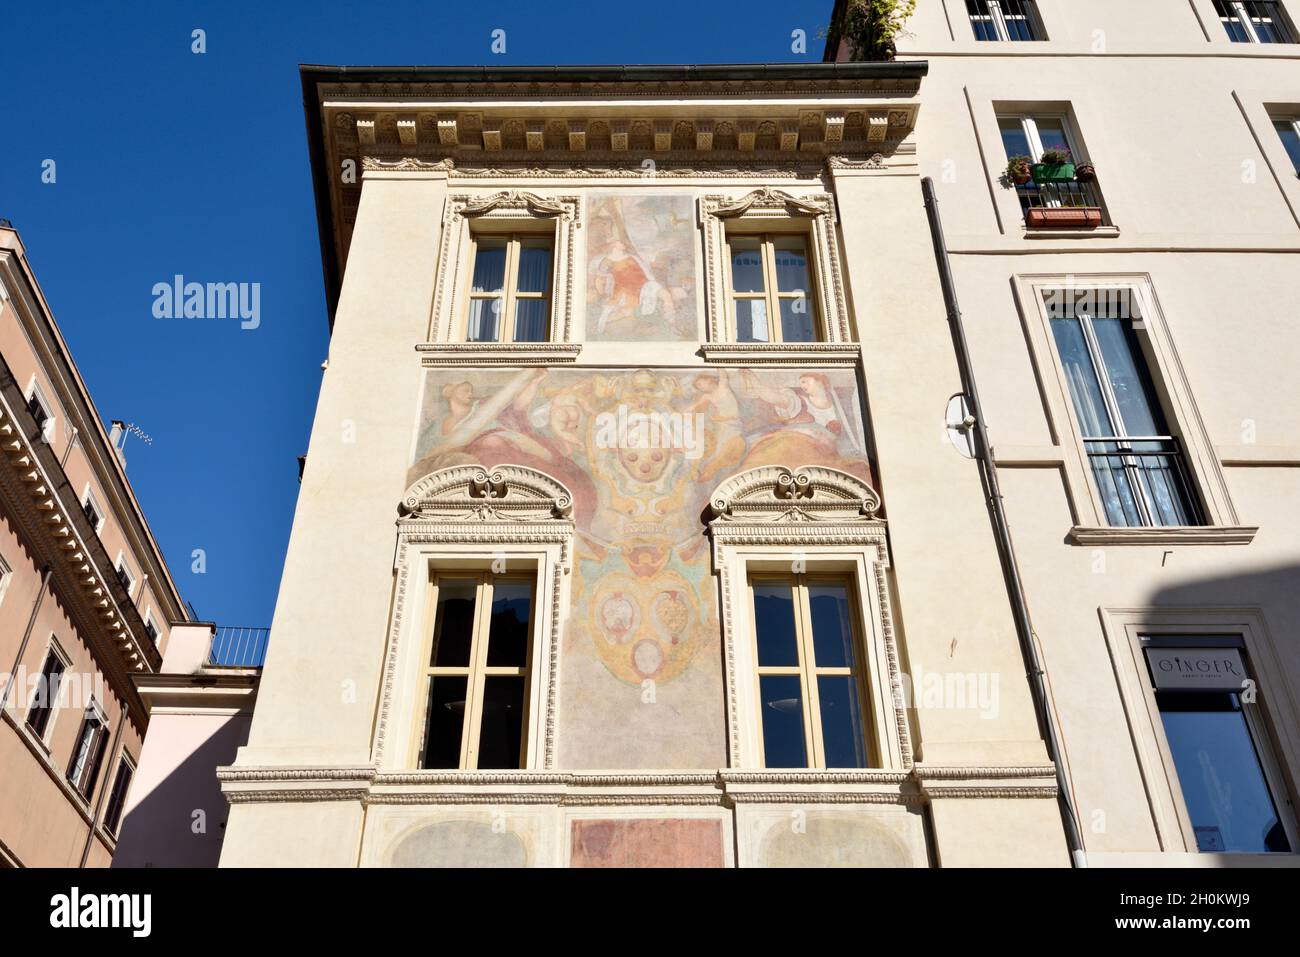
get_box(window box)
[1025,205,1103,229]
[1030,162,1075,185]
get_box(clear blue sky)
[0,0,825,627]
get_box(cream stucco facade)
[219,1,1300,866]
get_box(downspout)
[1,564,53,716]
[921,177,1087,867]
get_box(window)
[81,486,104,533]
[24,378,54,440]
[67,703,109,799]
[749,575,870,769]
[0,552,11,607]
[1047,289,1201,527]
[101,755,135,836]
[465,235,552,343]
[143,610,159,644]
[1142,637,1292,853]
[417,572,534,770]
[1215,1,1296,42]
[967,0,1043,41]
[115,554,135,595]
[999,113,1105,227]
[727,235,819,343]
[26,646,67,740]
[1275,118,1300,173]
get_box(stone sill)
[416,342,582,366]
[698,342,861,366]
[1023,225,1121,240]
[1069,525,1258,546]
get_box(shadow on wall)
[111,716,251,868]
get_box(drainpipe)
[921,177,1087,867]
[1,564,53,716]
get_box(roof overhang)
[300,61,929,329]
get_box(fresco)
[585,193,697,341]
[410,367,876,767]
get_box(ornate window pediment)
[400,464,573,523]
[708,464,881,526]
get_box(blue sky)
[0,0,825,627]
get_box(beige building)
[219,0,1300,867]
[0,225,189,867]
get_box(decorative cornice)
[1069,525,1258,546]
[416,342,582,367]
[698,342,861,367]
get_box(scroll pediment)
[400,465,573,522]
[708,465,881,524]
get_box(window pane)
[818,675,868,768]
[1050,317,1115,436]
[431,580,477,667]
[999,117,1032,160]
[779,298,815,344]
[773,243,810,293]
[486,581,532,668]
[419,675,467,769]
[1092,319,1167,437]
[516,244,551,293]
[471,243,506,293]
[27,652,64,737]
[1275,120,1300,173]
[513,299,549,343]
[734,299,769,343]
[1033,118,1071,158]
[807,583,855,669]
[752,583,798,667]
[730,246,765,292]
[467,297,501,342]
[1246,1,1291,42]
[1157,691,1291,853]
[477,676,526,769]
[103,761,134,834]
[759,675,808,767]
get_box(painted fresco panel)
[586,193,697,341]
[410,367,876,768]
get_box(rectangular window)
[999,113,1106,227]
[67,704,109,799]
[417,572,534,770]
[1215,1,1296,42]
[143,610,159,644]
[102,756,135,836]
[1143,638,1292,853]
[1047,290,1201,526]
[26,647,66,739]
[750,575,870,769]
[24,381,52,435]
[1275,118,1300,173]
[728,235,819,343]
[967,0,1043,41]
[0,552,11,607]
[81,488,104,533]
[465,235,552,343]
[1046,289,1202,527]
[115,555,134,595]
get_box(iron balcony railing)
[208,626,271,668]
[1083,436,1203,528]
[1016,178,1105,215]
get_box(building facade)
[0,225,189,867]
[220,0,1300,867]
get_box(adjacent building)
[219,0,1300,867]
[0,224,189,867]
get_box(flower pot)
[1075,164,1097,183]
[1031,162,1076,185]
[1009,164,1033,185]
[1025,206,1103,229]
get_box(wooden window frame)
[747,572,873,769]
[463,233,554,344]
[724,233,822,345]
[412,570,536,771]
[67,699,108,799]
[26,638,71,745]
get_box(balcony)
[1084,437,1202,528]
[1017,180,1105,229]
[207,626,271,668]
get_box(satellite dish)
[945,394,978,459]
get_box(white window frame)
[374,465,574,771]
[1216,0,1297,42]
[142,608,159,645]
[26,637,71,745]
[80,483,105,534]
[1275,116,1300,172]
[461,233,554,344]
[1101,608,1299,857]
[67,699,108,799]
[114,552,136,597]
[101,751,137,838]
[968,0,1044,41]
[724,233,823,345]
[23,375,56,443]
[0,552,11,607]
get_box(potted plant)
[1031,146,1075,185]
[1006,155,1033,186]
[830,0,918,61]
[1075,163,1097,182]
